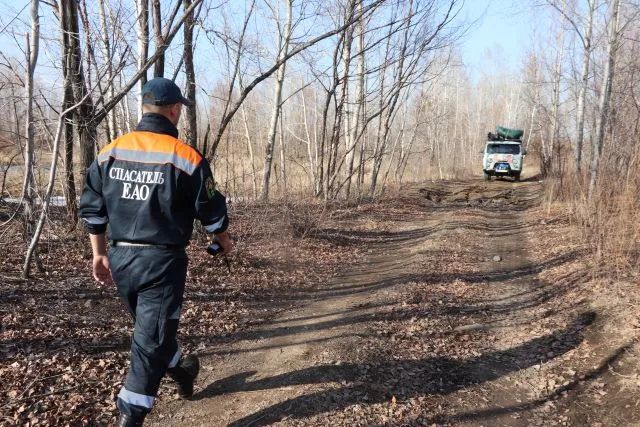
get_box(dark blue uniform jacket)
[79,113,228,247]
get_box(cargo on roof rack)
[495,126,524,140]
[487,132,522,142]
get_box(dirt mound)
[419,180,540,210]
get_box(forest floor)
[2,177,640,426]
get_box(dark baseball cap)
[141,77,193,107]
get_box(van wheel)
[484,173,491,181]
[514,173,521,182]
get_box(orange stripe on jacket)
[99,131,202,168]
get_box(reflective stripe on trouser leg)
[168,348,181,369]
[117,388,154,409]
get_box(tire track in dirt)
[149,178,597,426]
[150,227,420,425]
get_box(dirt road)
[150,178,639,426]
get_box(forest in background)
[0,0,639,277]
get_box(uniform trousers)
[108,245,188,417]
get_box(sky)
[0,0,547,89]
[457,0,541,79]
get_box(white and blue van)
[482,140,525,181]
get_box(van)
[482,140,525,181]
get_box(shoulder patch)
[205,176,217,199]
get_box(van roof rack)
[487,132,522,142]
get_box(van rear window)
[487,144,521,155]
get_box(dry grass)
[543,151,640,277]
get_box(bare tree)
[97,0,120,140]
[575,0,595,175]
[21,0,40,243]
[208,0,387,159]
[545,0,596,176]
[261,0,293,201]
[326,1,356,199]
[588,0,621,199]
[345,0,365,199]
[23,92,92,277]
[152,0,164,78]
[136,0,149,119]
[60,0,96,199]
[58,0,77,220]
[544,6,566,176]
[183,0,198,147]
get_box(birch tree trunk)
[588,0,620,199]
[98,0,119,139]
[301,86,318,194]
[63,100,76,220]
[260,0,292,201]
[240,101,258,198]
[21,0,39,243]
[326,2,356,198]
[345,0,365,199]
[574,0,595,176]
[279,108,286,191]
[318,42,341,198]
[370,0,416,195]
[544,12,566,176]
[208,0,385,161]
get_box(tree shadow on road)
[180,250,584,353]
[433,337,637,425]
[194,311,596,426]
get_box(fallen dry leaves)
[2,182,640,426]
[0,201,360,426]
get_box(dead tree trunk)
[240,100,258,198]
[318,40,342,198]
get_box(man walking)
[79,77,233,426]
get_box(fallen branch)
[22,90,92,278]
[4,386,78,407]
[0,274,27,282]
[16,372,66,401]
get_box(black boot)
[117,413,145,427]
[167,354,200,398]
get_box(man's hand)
[92,255,113,285]
[214,231,234,255]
